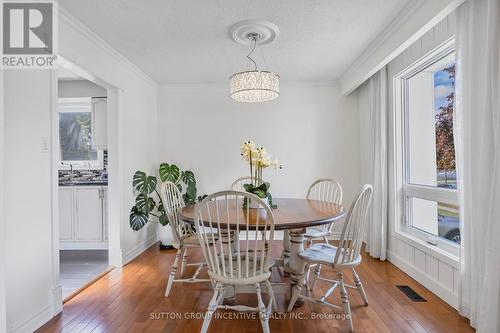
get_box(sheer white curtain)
[455,0,500,331]
[358,66,388,260]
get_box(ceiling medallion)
[229,20,280,103]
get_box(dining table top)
[178,198,346,231]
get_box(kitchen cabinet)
[75,187,102,241]
[91,97,107,149]
[59,185,108,250]
[103,188,108,241]
[59,187,73,241]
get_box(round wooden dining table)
[179,198,346,306]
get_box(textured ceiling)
[59,0,412,84]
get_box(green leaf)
[157,200,166,214]
[135,194,155,213]
[185,181,197,202]
[159,214,169,226]
[181,170,196,187]
[129,206,149,231]
[186,184,196,198]
[183,184,197,205]
[133,171,157,194]
[252,189,267,198]
[159,163,180,183]
[267,193,277,209]
[243,183,254,192]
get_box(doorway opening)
[53,59,122,302]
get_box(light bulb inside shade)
[230,70,280,103]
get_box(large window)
[396,40,460,252]
[58,98,103,169]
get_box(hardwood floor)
[37,242,473,333]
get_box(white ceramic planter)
[248,197,270,209]
[157,222,174,246]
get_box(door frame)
[0,62,7,333]
[50,57,124,309]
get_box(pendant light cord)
[259,44,268,71]
[246,37,258,71]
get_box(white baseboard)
[9,304,52,333]
[387,250,458,309]
[122,235,158,265]
[109,245,124,268]
[8,285,63,333]
[50,285,63,315]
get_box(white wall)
[1,8,159,332]
[3,70,57,332]
[385,13,459,307]
[58,9,159,267]
[357,11,458,309]
[58,79,106,98]
[0,66,7,333]
[158,83,360,234]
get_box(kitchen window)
[59,97,104,170]
[395,39,460,255]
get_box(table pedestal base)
[282,230,291,276]
[288,229,306,307]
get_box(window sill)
[394,230,459,268]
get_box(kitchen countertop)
[59,180,108,186]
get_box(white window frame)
[393,37,460,258]
[58,97,104,170]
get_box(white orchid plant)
[240,140,282,208]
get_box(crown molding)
[339,0,464,95]
[58,6,159,89]
[159,80,338,90]
[281,80,338,88]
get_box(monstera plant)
[129,163,199,232]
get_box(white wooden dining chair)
[304,178,343,286]
[304,178,343,243]
[230,176,283,276]
[159,181,213,297]
[195,191,276,333]
[287,184,373,333]
[230,176,263,191]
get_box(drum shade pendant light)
[229,20,280,103]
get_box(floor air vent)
[397,285,427,302]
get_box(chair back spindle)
[195,191,275,284]
[159,181,193,247]
[306,178,343,235]
[334,184,373,266]
[306,178,343,204]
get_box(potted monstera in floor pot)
[129,163,200,249]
